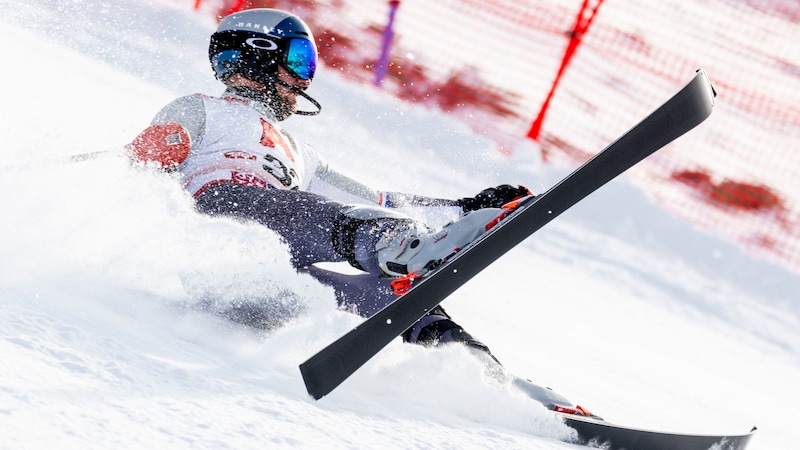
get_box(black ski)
[561,413,756,450]
[300,70,717,400]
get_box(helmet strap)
[271,76,321,116]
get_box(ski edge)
[560,413,756,450]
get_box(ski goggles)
[282,38,317,80]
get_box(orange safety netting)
[195,0,800,273]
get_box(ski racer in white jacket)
[126,8,587,412]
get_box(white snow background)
[1,0,798,449]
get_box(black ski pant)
[194,182,492,352]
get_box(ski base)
[560,413,756,450]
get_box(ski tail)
[562,414,756,450]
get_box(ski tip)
[695,68,717,99]
[693,69,717,116]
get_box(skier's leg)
[196,184,512,278]
[303,266,496,354]
[400,305,494,355]
[335,205,511,277]
[400,302,579,409]
[400,302,580,410]
[301,266,396,317]
[194,184,357,267]
[195,184,583,408]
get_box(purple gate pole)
[374,0,401,87]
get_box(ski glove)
[457,184,533,212]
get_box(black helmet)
[209,8,318,84]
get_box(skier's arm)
[378,185,532,211]
[312,162,530,212]
[311,161,460,208]
[311,161,382,204]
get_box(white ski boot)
[376,207,510,277]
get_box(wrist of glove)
[457,184,533,212]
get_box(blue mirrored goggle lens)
[284,39,317,80]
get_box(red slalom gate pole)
[527,0,604,141]
[221,0,247,15]
[196,0,247,15]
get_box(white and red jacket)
[127,87,462,222]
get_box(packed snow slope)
[1,1,798,449]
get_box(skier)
[127,8,585,412]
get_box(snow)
[1,0,798,448]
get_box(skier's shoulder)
[151,93,207,126]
